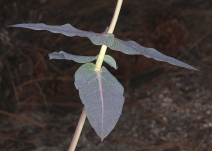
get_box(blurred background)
[0,0,212,150]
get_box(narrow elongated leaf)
[49,51,97,63]
[10,22,198,71]
[10,23,114,47]
[74,63,124,140]
[109,38,198,71]
[49,51,118,69]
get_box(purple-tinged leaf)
[109,38,198,71]
[103,55,118,70]
[49,51,118,69]
[10,23,114,47]
[74,63,124,140]
[49,51,97,63]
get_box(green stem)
[68,0,123,150]
[95,0,123,71]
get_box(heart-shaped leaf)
[74,63,124,140]
[10,23,114,47]
[109,38,198,71]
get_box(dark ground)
[0,0,212,151]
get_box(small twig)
[34,50,48,71]
[194,135,207,151]
[32,77,49,113]
[7,65,20,106]
[47,60,64,74]
[187,32,210,50]
[17,76,73,88]
[0,110,45,127]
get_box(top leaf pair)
[10,23,198,71]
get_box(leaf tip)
[194,68,200,72]
[7,25,15,28]
[187,66,200,72]
[103,27,109,34]
[101,138,104,142]
[48,53,55,60]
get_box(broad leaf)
[10,23,114,47]
[49,51,97,63]
[109,38,198,71]
[74,63,124,140]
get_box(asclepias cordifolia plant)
[10,0,198,150]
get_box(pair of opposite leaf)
[10,23,198,140]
